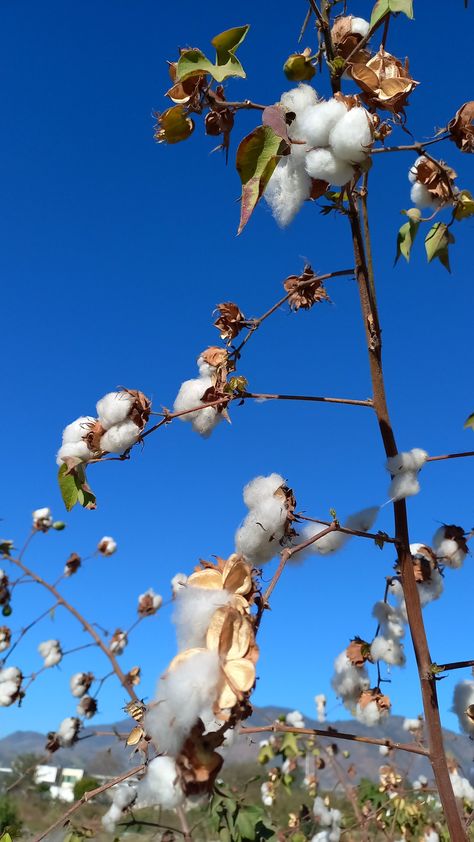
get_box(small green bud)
[52,521,66,531]
[283,53,315,82]
[2,605,12,617]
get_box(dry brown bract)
[448,101,474,153]
[414,157,457,204]
[379,764,403,793]
[207,606,258,711]
[283,264,330,311]
[331,15,371,64]
[346,637,372,667]
[166,61,206,109]
[359,687,391,714]
[350,47,418,113]
[124,388,152,429]
[187,553,255,612]
[213,302,247,342]
[409,545,438,583]
[64,552,81,577]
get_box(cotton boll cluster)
[77,695,98,719]
[137,588,163,616]
[452,680,474,736]
[313,796,342,842]
[315,693,326,723]
[57,716,81,747]
[403,716,423,735]
[412,774,428,791]
[0,667,22,706]
[145,649,222,756]
[379,744,390,757]
[265,85,374,226]
[432,524,468,569]
[370,635,405,667]
[450,767,474,805]
[38,639,62,668]
[296,506,379,560]
[102,783,137,833]
[355,699,387,726]
[173,586,232,651]
[70,672,94,698]
[331,650,370,709]
[385,448,428,502]
[371,601,406,667]
[0,626,11,652]
[110,630,128,655]
[286,709,305,728]
[174,355,223,438]
[33,507,53,531]
[98,536,117,556]
[136,756,185,810]
[235,473,292,565]
[57,389,151,465]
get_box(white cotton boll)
[372,602,405,639]
[96,391,134,429]
[190,405,221,438]
[0,667,22,707]
[286,710,305,728]
[0,630,9,653]
[62,416,96,444]
[100,419,141,453]
[388,470,420,501]
[355,700,386,726]
[432,527,466,569]
[297,522,348,559]
[403,717,422,732]
[345,506,379,532]
[137,756,185,809]
[171,572,187,596]
[281,84,318,117]
[329,107,373,163]
[421,832,439,842]
[174,376,212,419]
[452,680,474,736]
[379,744,390,756]
[305,148,354,186]
[102,804,122,833]
[102,783,137,832]
[386,448,428,474]
[351,17,370,37]
[173,586,232,651]
[242,474,285,509]
[70,673,91,698]
[315,693,326,723]
[331,651,370,707]
[410,182,436,209]
[298,100,347,148]
[56,440,94,466]
[264,157,311,227]
[450,769,474,804]
[33,508,53,529]
[261,781,273,807]
[58,717,80,746]
[417,568,443,607]
[313,796,333,826]
[235,500,287,564]
[98,536,117,555]
[197,355,214,377]
[0,667,21,684]
[144,650,221,755]
[38,640,62,668]
[370,636,405,666]
[311,833,331,842]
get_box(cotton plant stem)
[239,723,429,757]
[5,552,138,702]
[298,514,398,544]
[2,601,60,665]
[427,450,474,462]
[432,658,474,673]
[371,136,450,154]
[244,391,373,407]
[347,186,467,839]
[32,764,145,842]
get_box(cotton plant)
[137,588,163,616]
[173,348,230,437]
[385,447,428,502]
[38,639,63,668]
[98,535,117,556]
[0,666,23,707]
[235,473,296,565]
[70,671,94,698]
[295,505,379,560]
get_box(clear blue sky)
[1,0,473,742]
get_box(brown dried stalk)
[240,723,428,757]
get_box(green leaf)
[454,189,474,220]
[177,25,249,84]
[425,222,455,272]
[463,412,474,430]
[395,207,421,263]
[236,126,288,233]
[280,731,301,758]
[0,834,13,842]
[58,464,79,511]
[370,0,414,28]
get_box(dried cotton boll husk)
[173,586,233,651]
[452,679,474,736]
[144,649,221,756]
[264,157,312,227]
[329,107,373,163]
[70,672,94,698]
[305,148,355,186]
[388,470,420,501]
[100,419,141,453]
[298,99,348,148]
[96,391,134,430]
[370,636,405,666]
[56,440,94,466]
[408,156,427,184]
[62,416,96,444]
[432,525,467,569]
[137,756,185,809]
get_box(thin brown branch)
[32,764,145,842]
[262,524,337,604]
[244,391,373,407]
[298,514,398,544]
[2,601,59,665]
[5,553,138,702]
[432,658,474,673]
[371,135,450,154]
[427,450,474,462]
[239,723,429,757]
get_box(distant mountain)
[1,707,473,785]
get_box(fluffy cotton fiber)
[452,680,474,736]
[235,473,289,565]
[298,100,347,148]
[173,586,232,651]
[329,107,373,163]
[331,651,369,708]
[305,148,354,186]
[174,374,221,438]
[265,158,312,227]
[96,392,134,429]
